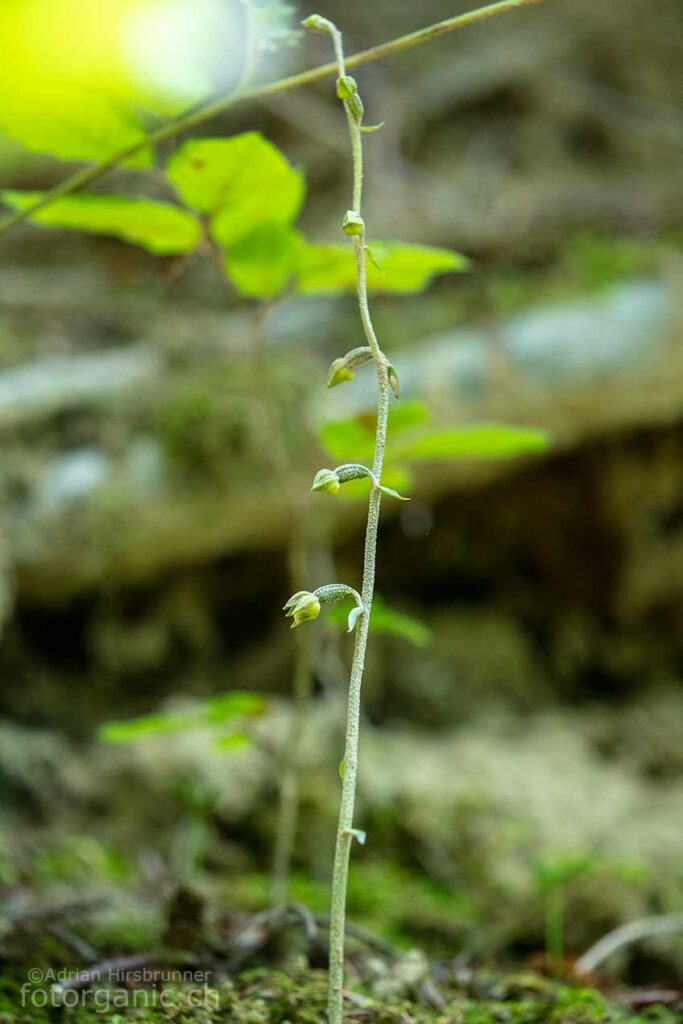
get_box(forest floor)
[2,961,681,1024]
[1,898,681,1024]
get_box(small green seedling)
[100,692,265,881]
[533,853,597,974]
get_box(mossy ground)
[1,964,679,1024]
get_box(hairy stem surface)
[0,0,545,240]
[324,22,391,1024]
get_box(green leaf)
[98,712,202,744]
[533,854,597,890]
[99,691,265,744]
[388,400,432,433]
[370,596,432,648]
[213,732,253,753]
[224,224,304,299]
[380,466,415,496]
[0,192,201,255]
[328,594,430,648]
[166,134,305,245]
[318,417,375,464]
[397,424,551,461]
[319,401,431,464]
[297,241,469,295]
[204,692,266,724]
[0,81,151,165]
[379,484,409,501]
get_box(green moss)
[226,863,475,953]
[31,837,132,885]
[152,373,252,479]
[0,966,679,1024]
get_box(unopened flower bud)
[311,468,341,494]
[336,75,358,100]
[301,14,333,34]
[342,210,364,236]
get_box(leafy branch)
[0,0,544,241]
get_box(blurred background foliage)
[0,0,682,986]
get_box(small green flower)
[311,468,341,494]
[325,347,372,389]
[336,75,358,100]
[327,357,356,387]
[283,591,321,629]
[342,210,364,236]
[283,584,364,633]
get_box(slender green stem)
[322,23,391,1024]
[545,885,565,974]
[0,0,544,240]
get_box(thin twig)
[224,904,317,972]
[312,913,399,960]
[0,0,545,241]
[575,913,683,977]
[5,897,109,927]
[50,950,196,994]
[45,924,99,964]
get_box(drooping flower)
[283,591,321,629]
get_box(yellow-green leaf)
[99,712,202,743]
[99,691,265,744]
[0,0,249,164]
[213,732,253,753]
[224,224,304,299]
[0,83,151,165]
[397,424,551,461]
[318,417,375,464]
[166,134,305,246]
[318,402,431,464]
[204,692,266,723]
[297,242,469,295]
[328,594,431,648]
[0,191,201,255]
[370,596,432,648]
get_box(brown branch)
[0,0,546,241]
